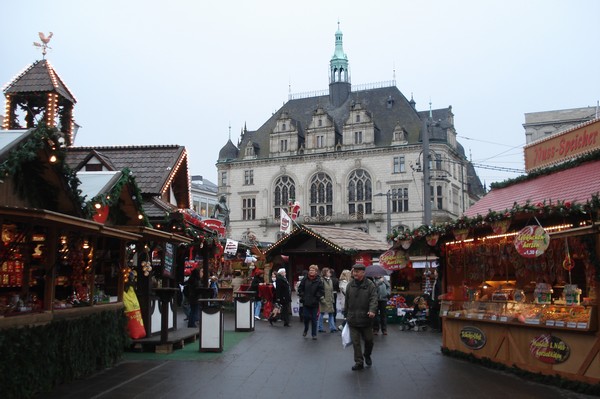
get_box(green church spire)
[330,21,349,84]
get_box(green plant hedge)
[0,310,129,399]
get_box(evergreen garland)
[0,123,85,212]
[84,167,150,226]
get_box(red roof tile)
[464,160,600,217]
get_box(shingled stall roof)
[3,59,76,103]
[66,145,188,197]
[265,224,389,256]
[464,158,600,218]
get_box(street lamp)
[374,190,391,237]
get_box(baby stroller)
[399,296,429,331]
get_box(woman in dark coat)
[298,264,325,339]
[274,268,292,326]
[187,268,202,327]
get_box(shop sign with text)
[530,334,570,364]
[524,119,600,172]
[460,326,486,350]
[514,225,550,258]
[379,249,408,271]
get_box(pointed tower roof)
[218,139,239,161]
[330,22,348,65]
[3,59,76,103]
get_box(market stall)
[384,118,600,385]
[438,119,600,384]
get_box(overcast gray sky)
[1,0,598,186]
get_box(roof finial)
[429,98,433,119]
[33,31,53,59]
[228,122,231,140]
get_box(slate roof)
[143,197,177,219]
[3,60,76,103]
[464,159,600,217]
[220,85,454,161]
[65,145,187,195]
[266,224,389,255]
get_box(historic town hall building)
[217,26,484,245]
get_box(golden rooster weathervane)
[33,31,53,58]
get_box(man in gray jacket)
[344,263,378,370]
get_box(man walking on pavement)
[344,263,378,371]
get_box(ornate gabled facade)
[216,26,485,245]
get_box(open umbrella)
[364,264,391,278]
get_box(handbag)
[341,323,351,348]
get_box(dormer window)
[356,114,360,123]
[282,123,286,131]
[245,141,255,157]
[318,119,322,127]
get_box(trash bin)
[234,290,255,332]
[198,299,225,352]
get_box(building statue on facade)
[212,195,230,226]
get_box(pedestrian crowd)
[182,262,396,371]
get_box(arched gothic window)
[310,172,333,217]
[347,169,372,215]
[274,176,296,219]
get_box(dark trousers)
[373,300,388,332]
[187,302,199,328]
[349,324,374,366]
[281,301,291,325]
[303,305,319,337]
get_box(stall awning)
[464,159,600,218]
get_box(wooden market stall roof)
[265,224,389,256]
[0,205,142,240]
[464,159,600,218]
[119,225,192,244]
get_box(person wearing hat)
[344,263,378,371]
[274,268,292,326]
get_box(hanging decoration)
[513,225,550,258]
[563,238,574,271]
[426,233,440,247]
[491,219,511,235]
[452,228,469,241]
[379,249,408,271]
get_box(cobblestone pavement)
[39,313,597,399]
